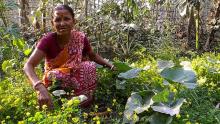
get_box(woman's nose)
[60,20,65,26]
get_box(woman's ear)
[51,20,54,26]
[73,19,77,24]
[51,20,55,31]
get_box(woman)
[23,4,114,109]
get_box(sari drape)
[42,30,96,106]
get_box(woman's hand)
[110,65,116,71]
[35,84,54,110]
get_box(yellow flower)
[67,92,70,95]
[1,120,6,124]
[186,121,191,124]
[83,112,88,119]
[72,117,79,123]
[18,121,24,124]
[172,88,177,93]
[42,105,47,110]
[95,105,98,109]
[26,112,31,117]
[36,106,40,109]
[96,120,100,124]
[107,108,112,112]
[133,113,139,122]
[186,114,189,118]
[176,114,181,119]
[113,99,116,103]
[6,116,10,119]
[93,116,100,121]
[118,112,123,116]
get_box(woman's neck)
[56,32,71,47]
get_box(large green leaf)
[113,61,132,72]
[151,98,185,116]
[157,60,174,72]
[118,68,142,79]
[123,91,155,124]
[149,113,173,124]
[160,64,197,89]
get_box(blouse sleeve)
[82,36,92,56]
[36,36,49,53]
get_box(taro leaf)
[123,91,155,124]
[72,95,88,102]
[113,61,132,72]
[52,90,66,97]
[151,98,185,116]
[149,113,173,124]
[116,79,126,90]
[152,89,169,103]
[160,66,197,89]
[118,68,142,79]
[135,90,155,114]
[157,60,174,72]
[96,63,103,68]
[180,61,192,70]
[123,93,142,124]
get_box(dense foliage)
[0,0,220,123]
[0,26,220,123]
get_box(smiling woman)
[23,4,114,109]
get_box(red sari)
[37,30,96,106]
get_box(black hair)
[52,4,75,19]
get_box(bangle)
[110,65,114,70]
[33,80,44,90]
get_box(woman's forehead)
[53,9,71,16]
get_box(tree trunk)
[204,2,220,51]
[63,0,68,5]
[18,0,29,27]
[188,6,196,48]
[41,2,46,33]
[84,0,88,17]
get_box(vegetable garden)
[0,0,220,123]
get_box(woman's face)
[52,9,74,35]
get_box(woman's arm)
[23,48,53,109]
[87,50,114,69]
[24,48,45,86]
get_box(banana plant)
[176,0,208,50]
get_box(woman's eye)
[64,17,71,21]
[54,18,61,22]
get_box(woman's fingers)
[37,90,54,110]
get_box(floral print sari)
[43,30,96,106]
